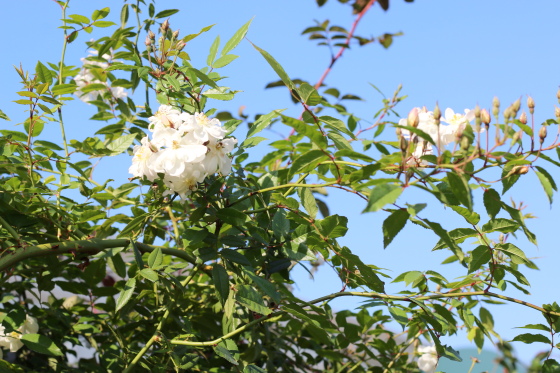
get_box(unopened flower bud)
[474,105,481,131]
[555,106,560,121]
[407,108,419,128]
[160,19,170,33]
[148,30,155,40]
[511,130,521,144]
[460,136,470,151]
[396,127,402,137]
[149,142,159,153]
[527,96,535,114]
[539,126,547,144]
[176,40,186,51]
[557,88,560,104]
[519,112,527,125]
[492,96,500,118]
[512,165,530,175]
[399,137,408,153]
[433,103,441,121]
[145,35,152,46]
[481,109,491,126]
[512,98,521,112]
[172,29,180,40]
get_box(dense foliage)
[1,0,560,372]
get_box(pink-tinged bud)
[527,96,535,114]
[481,109,491,126]
[519,112,527,125]
[539,126,547,144]
[145,35,152,46]
[172,29,180,39]
[407,108,419,128]
[175,40,186,51]
[160,19,170,33]
[148,30,155,40]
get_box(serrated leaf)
[207,35,220,66]
[272,209,289,239]
[246,110,283,138]
[535,166,556,204]
[468,245,492,273]
[450,205,479,225]
[446,172,473,210]
[481,218,518,234]
[512,333,551,344]
[290,150,329,177]
[222,19,252,56]
[106,133,136,155]
[116,278,136,311]
[363,183,402,213]
[244,269,280,303]
[250,42,294,90]
[148,247,163,268]
[139,268,158,282]
[320,115,355,139]
[299,82,322,106]
[214,344,238,365]
[382,209,409,248]
[155,9,179,18]
[299,187,318,219]
[483,188,501,219]
[426,220,464,262]
[236,285,271,315]
[212,54,238,68]
[21,334,63,356]
[543,359,560,373]
[495,243,530,265]
[35,61,53,84]
[213,264,230,306]
[220,248,251,266]
[516,323,550,332]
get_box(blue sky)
[1,0,559,368]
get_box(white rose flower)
[74,54,127,103]
[417,345,438,373]
[203,138,238,175]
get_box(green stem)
[57,0,70,157]
[0,238,200,272]
[165,206,181,248]
[167,289,560,348]
[232,181,338,207]
[0,215,21,242]
[123,267,200,373]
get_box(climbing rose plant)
[1,1,560,372]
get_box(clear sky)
[1,0,559,369]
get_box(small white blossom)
[0,315,39,354]
[74,53,128,103]
[130,105,236,199]
[417,345,438,373]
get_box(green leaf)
[468,245,492,273]
[214,343,239,365]
[494,243,530,265]
[511,333,551,344]
[281,115,327,148]
[116,278,136,311]
[155,9,179,18]
[363,183,402,213]
[446,172,473,210]
[93,20,116,28]
[236,285,271,315]
[290,150,329,177]
[244,365,267,373]
[299,82,322,106]
[535,166,556,204]
[187,67,218,89]
[106,134,137,154]
[148,247,163,268]
[0,108,10,121]
[118,213,148,238]
[483,188,501,219]
[543,359,560,373]
[299,187,318,219]
[21,334,63,356]
[481,218,519,234]
[246,110,283,138]
[244,269,280,303]
[216,208,247,226]
[517,323,550,332]
[395,124,436,145]
[272,209,289,239]
[52,84,76,95]
[320,115,355,139]
[250,42,294,90]
[213,264,230,306]
[450,205,480,225]
[35,61,53,84]
[207,35,220,66]
[382,209,409,248]
[426,220,464,263]
[139,268,158,282]
[220,248,251,266]
[222,18,252,56]
[92,7,109,21]
[212,54,238,68]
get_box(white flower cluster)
[74,53,127,103]
[0,315,39,358]
[129,105,237,199]
[417,344,438,373]
[399,107,475,166]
